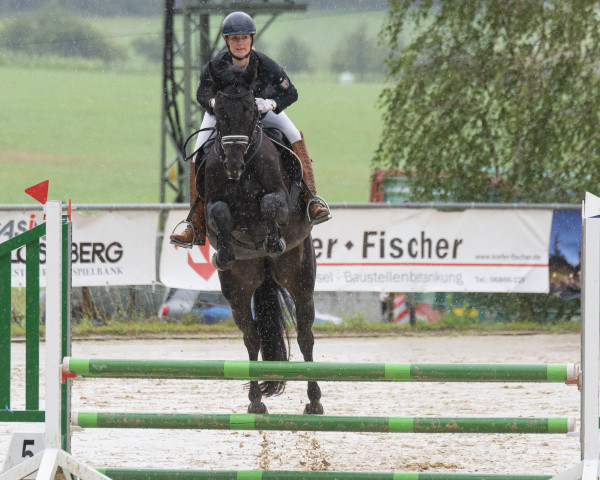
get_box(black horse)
[202,55,323,415]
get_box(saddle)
[195,128,303,200]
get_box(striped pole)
[96,469,555,480]
[73,412,575,434]
[63,358,577,383]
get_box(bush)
[131,36,162,63]
[0,7,126,62]
[445,292,580,324]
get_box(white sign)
[2,432,44,478]
[159,212,222,290]
[313,208,551,293]
[159,208,552,293]
[2,210,159,287]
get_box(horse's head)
[209,55,259,181]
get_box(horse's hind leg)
[296,305,323,415]
[235,305,267,414]
[278,244,323,415]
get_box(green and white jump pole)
[72,412,576,435]
[63,358,577,384]
[95,470,555,480]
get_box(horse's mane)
[214,64,243,85]
[210,55,256,90]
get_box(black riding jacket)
[196,50,298,115]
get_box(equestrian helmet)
[222,12,256,37]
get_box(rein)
[183,127,217,162]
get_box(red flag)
[25,180,49,204]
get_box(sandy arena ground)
[2,334,584,475]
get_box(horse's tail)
[254,262,294,397]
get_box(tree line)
[0,0,161,15]
[0,5,386,77]
[0,0,387,16]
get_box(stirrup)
[169,220,204,249]
[307,196,332,226]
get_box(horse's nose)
[227,169,242,181]
[224,162,242,180]
[224,156,243,180]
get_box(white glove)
[209,98,215,109]
[255,98,276,114]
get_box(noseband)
[221,134,251,153]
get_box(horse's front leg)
[219,266,267,414]
[260,191,288,255]
[207,200,235,271]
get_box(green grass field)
[0,67,383,205]
[0,9,386,205]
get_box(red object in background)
[393,294,410,323]
[187,243,216,280]
[369,169,407,203]
[393,293,443,324]
[25,180,50,204]
[369,170,388,202]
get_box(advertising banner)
[2,210,158,287]
[549,209,581,300]
[159,207,552,293]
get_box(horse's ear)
[243,54,258,86]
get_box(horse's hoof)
[248,402,268,414]
[211,252,232,271]
[303,403,324,415]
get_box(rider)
[170,11,331,248]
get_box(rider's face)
[225,34,252,59]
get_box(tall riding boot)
[292,133,331,225]
[169,162,206,247]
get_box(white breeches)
[192,110,301,162]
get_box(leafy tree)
[330,22,387,80]
[374,0,600,203]
[0,6,126,61]
[278,36,313,73]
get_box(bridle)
[216,88,263,164]
[181,86,263,169]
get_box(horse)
[201,54,323,415]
